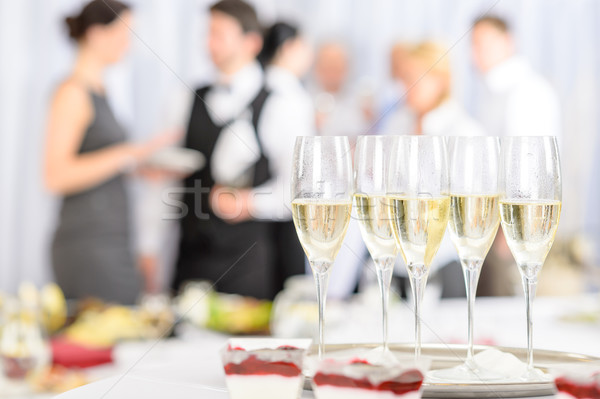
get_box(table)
[54,295,599,398]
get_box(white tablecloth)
[53,295,599,399]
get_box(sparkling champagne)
[292,199,352,268]
[354,194,398,261]
[449,195,500,262]
[389,196,450,269]
[499,200,561,267]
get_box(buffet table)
[54,295,599,399]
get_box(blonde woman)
[381,41,483,136]
[380,42,483,294]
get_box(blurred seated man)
[310,42,374,138]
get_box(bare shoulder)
[51,79,93,115]
[54,79,90,103]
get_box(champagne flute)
[446,136,501,377]
[387,136,450,359]
[499,136,561,377]
[354,136,399,355]
[291,136,353,358]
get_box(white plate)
[144,147,205,174]
[303,343,600,398]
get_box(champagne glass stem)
[375,257,395,352]
[409,266,428,359]
[521,270,538,370]
[461,259,483,363]
[312,265,331,359]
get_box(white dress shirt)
[209,62,264,188]
[306,86,373,299]
[208,64,315,221]
[381,99,484,137]
[380,99,484,275]
[311,86,372,137]
[477,56,562,143]
[208,62,316,221]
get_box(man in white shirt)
[310,42,374,138]
[172,0,305,299]
[307,42,375,298]
[472,16,562,142]
[471,16,562,296]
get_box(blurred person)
[380,42,484,298]
[255,21,314,292]
[471,16,562,296]
[45,0,176,304]
[377,42,410,131]
[308,42,374,298]
[381,42,483,137]
[390,42,410,83]
[259,23,366,299]
[172,2,312,299]
[471,16,561,141]
[310,42,374,138]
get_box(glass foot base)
[427,363,506,383]
[428,361,506,383]
[427,348,552,383]
[362,345,400,365]
[519,367,552,382]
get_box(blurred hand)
[136,167,188,183]
[361,102,375,123]
[492,229,513,260]
[139,254,159,294]
[315,111,327,131]
[209,185,252,224]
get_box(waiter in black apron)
[172,0,305,300]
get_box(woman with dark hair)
[255,22,315,291]
[258,22,313,77]
[45,0,175,304]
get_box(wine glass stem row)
[410,269,428,359]
[462,259,483,363]
[522,272,538,370]
[375,258,395,353]
[313,267,330,359]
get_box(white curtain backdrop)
[1,0,598,292]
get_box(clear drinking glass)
[387,136,450,359]
[291,136,353,358]
[424,136,503,381]
[354,136,399,355]
[1,297,50,381]
[449,137,501,362]
[499,136,561,378]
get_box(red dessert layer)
[224,355,302,377]
[555,377,600,399]
[313,369,424,395]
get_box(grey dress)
[51,91,141,305]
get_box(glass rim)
[294,135,350,140]
[499,135,559,141]
[386,134,446,140]
[355,134,395,141]
[446,135,500,141]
